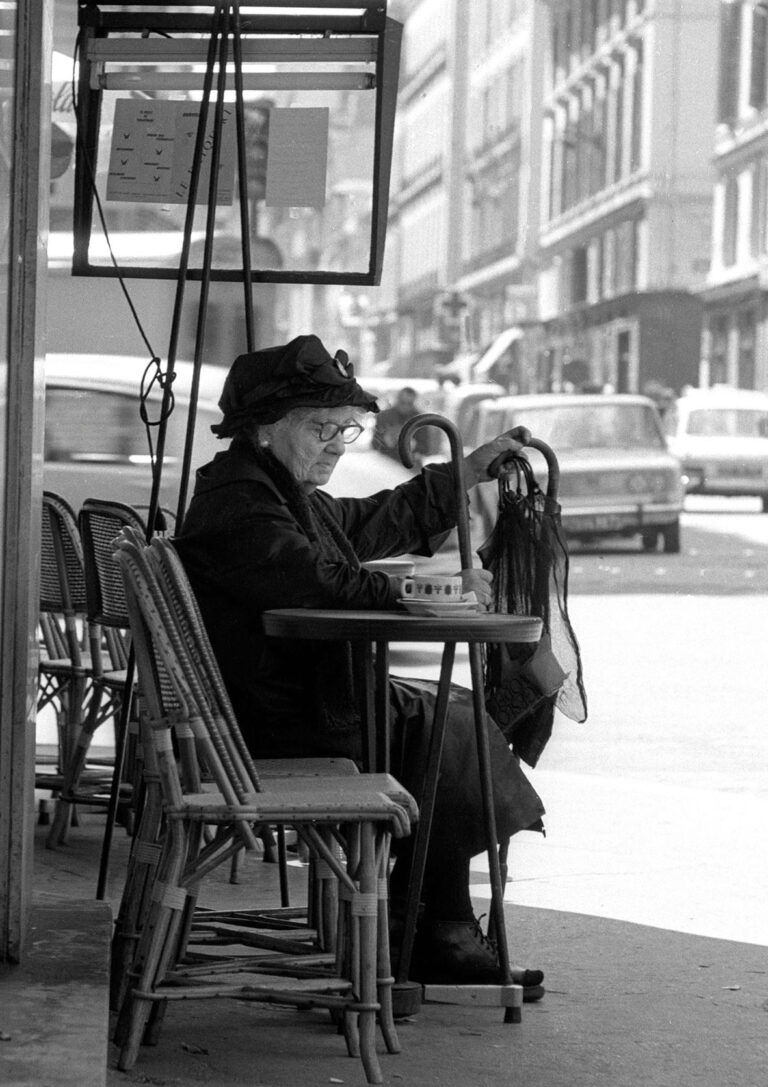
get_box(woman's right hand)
[463,426,531,487]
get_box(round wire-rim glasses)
[314,421,365,444]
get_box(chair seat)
[255,757,359,778]
[169,784,415,837]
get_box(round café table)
[262,606,543,1017]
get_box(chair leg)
[47,683,105,848]
[355,821,384,1085]
[375,834,400,1055]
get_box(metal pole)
[176,3,232,526]
[146,1,224,540]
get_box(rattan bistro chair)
[47,499,145,850]
[112,532,417,1084]
[110,531,361,1010]
[37,492,113,837]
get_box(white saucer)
[398,598,482,617]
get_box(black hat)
[212,334,379,438]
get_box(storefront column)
[0,0,50,963]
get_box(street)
[395,496,768,947]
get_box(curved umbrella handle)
[398,412,474,569]
[487,437,561,500]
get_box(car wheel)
[662,521,681,554]
[641,529,660,552]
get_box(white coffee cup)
[401,574,464,601]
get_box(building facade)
[701,0,768,391]
[538,0,718,395]
[379,0,548,378]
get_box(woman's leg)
[387,678,545,985]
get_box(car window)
[45,386,220,465]
[507,403,665,450]
[685,408,768,438]
[456,395,496,446]
[663,405,678,436]
[477,405,508,445]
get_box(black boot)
[412,917,545,1000]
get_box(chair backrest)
[79,499,146,629]
[148,537,262,797]
[113,530,261,849]
[40,491,88,664]
[41,491,87,614]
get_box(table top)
[262,608,543,644]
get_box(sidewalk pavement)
[2,763,766,1087]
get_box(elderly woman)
[176,335,545,993]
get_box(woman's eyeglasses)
[313,422,365,444]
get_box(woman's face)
[263,406,364,491]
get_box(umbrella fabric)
[479,456,587,767]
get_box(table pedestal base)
[391,982,524,1024]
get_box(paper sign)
[107,98,235,205]
[265,107,329,209]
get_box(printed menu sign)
[107,98,235,204]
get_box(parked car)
[471,393,685,552]
[664,386,768,512]
[441,381,506,447]
[44,354,226,523]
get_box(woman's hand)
[457,567,493,608]
[463,425,531,487]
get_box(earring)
[259,438,270,448]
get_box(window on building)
[552,19,562,88]
[587,236,602,302]
[590,0,601,49]
[603,227,616,297]
[547,118,560,220]
[751,5,768,110]
[718,0,742,124]
[564,6,574,73]
[710,314,730,384]
[575,94,589,204]
[750,158,768,256]
[630,42,644,172]
[582,0,595,59]
[613,59,625,181]
[506,60,523,133]
[614,219,635,294]
[722,175,740,267]
[571,245,588,305]
[737,309,756,389]
[562,117,578,211]
[631,216,644,290]
[591,90,607,193]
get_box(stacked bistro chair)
[111,529,418,1084]
[46,499,146,853]
[37,492,117,842]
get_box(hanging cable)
[72,28,160,366]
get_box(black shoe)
[411,918,545,999]
[411,918,503,984]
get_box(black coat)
[175,439,459,756]
[176,440,545,844]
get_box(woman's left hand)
[463,425,531,486]
[457,567,493,608]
